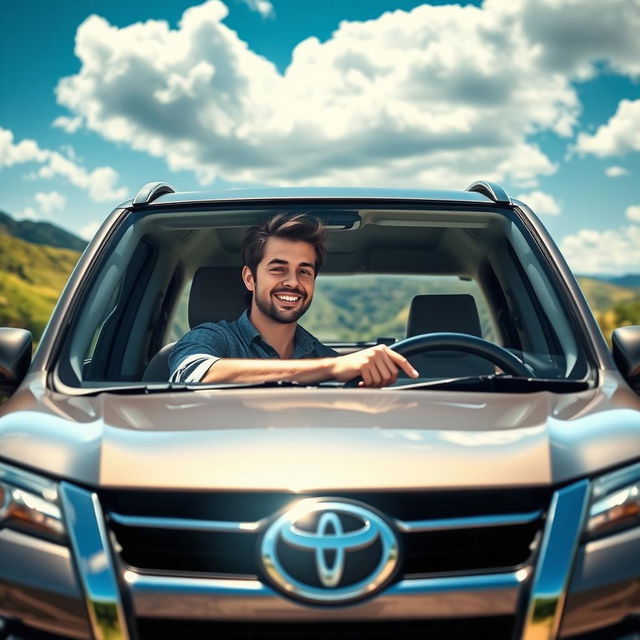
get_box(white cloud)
[626,205,640,223]
[0,126,126,202]
[560,225,640,275]
[516,190,561,216]
[50,0,575,188]
[53,115,83,133]
[575,99,640,157]
[488,0,640,80]
[38,154,127,202]
[52,0,640,188]
[605,165,630,178]
[241,0,274,18]
[35,191,66,213]
[15,206,38,221]
[0,128,48,167]
[79,220,101,240]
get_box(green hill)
[576,276,640,313]
[302,276,496,341]
[0,233,80,340]
[577,276,640,343]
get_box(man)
[169,213,418,387]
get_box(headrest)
[188,267,246,328]
[406,294,483,338]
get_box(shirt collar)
[237,309,261,343]
[293,324,317,357]
[237,309,317,356]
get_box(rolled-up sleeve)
[169,325,228,383]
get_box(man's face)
[243,237,317,324]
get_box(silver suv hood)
[2,374,640,490]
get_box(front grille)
[135,616,516,640]
[101,488,550,577]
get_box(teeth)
[276,294,300,302]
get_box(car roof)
[124,181,512,209]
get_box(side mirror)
[0,328,32,391]
[612,326,640,393]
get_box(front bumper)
[1,474,639,640]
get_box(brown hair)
[241,213,327,305]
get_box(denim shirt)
[169,310,338,382]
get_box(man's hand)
[330,344,419,387]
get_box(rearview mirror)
[0,328,32,391]
[612,326,640,394]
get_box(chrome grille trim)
[126,569,526,621]
[109,509,542,534]
[518,479,590,640]
[392,569,530,592]
[395,510,542,532]
[125,568,525,595]
[110,512,266,532]
[60,483,131,640]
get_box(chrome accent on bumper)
[126,570,525,621]
[60,483,130,640]
[519,480,590,640]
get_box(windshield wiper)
[72,380,306,395]
[69,376,589,396]
[392,374,590,393]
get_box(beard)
[253,285,312,324]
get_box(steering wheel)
[344,332,531,387]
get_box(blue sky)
[1,0,639,274]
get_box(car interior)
[55,204,590,389]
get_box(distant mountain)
[0,210,87,252]
[602,274,640,289]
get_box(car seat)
[405,294,494,378]
[142,267,245,381]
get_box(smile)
[274,293,303,303]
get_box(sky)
[0,0,639,275]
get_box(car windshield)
[54,202,592,391]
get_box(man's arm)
[201,344,419,387]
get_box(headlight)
[586,461,640,539]
[0,463,66,542]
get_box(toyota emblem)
[259,498,400,605]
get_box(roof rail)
[132,182,176,207]
[465,181,510,204]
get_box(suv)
[1,181,639,640]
